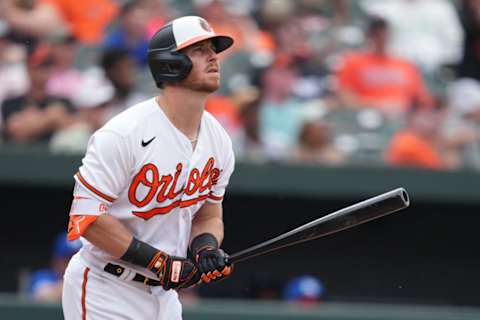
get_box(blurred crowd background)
[1,1,480,314]
[1,0,480,171]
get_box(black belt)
[104,263,162,286]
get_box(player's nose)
[207,47,218,62]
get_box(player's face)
[180,40,220,93]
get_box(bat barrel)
[227,188,410,264]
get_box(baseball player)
[62,16,235,320]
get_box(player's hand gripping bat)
[226,187,410,264]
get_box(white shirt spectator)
[0,31,29,129]
[361,0,464,72]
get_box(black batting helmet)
[147,16,234,88]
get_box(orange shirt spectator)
[385,130,444,170]
[336,16,433,115]
[195,0,275,56]
[1,0,118,44]
[39,0,118,44]
[337,51,432,114]
[206,95,242,136]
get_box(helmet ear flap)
[147,50,193,88]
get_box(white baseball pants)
[62,253,182,320]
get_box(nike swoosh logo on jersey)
[141,137,156,147]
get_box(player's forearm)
[83,214,133,258]
[190,202,225,244]
[189,203,232,284]
[190,216,224,245]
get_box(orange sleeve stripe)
[76,172,116,203]
[68,215,99,241]
[208,193,223,201]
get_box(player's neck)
[157,89,206,141]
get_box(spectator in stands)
[283,275,326,306]
[457,0,480,82]
[360,0,463,73]
[206,94,243,144]
[443,78,480,170]
[258,63,306,160]
[0,23,28,121]
[1,44,75,143]
[48,66,114,154]
[71,48,145,132]
[0,0,39,52]
[28,232,81,302]
[103,0,150,68]
[296,0,355,27]
[336,16,433,117]
[45,32,85,102]
[235,94,266,162]
[385,107,447,170]
[290,105,346,166]
[270,2,317,66]
[195,0,275,57]
[99,48,146,121]
[262,1,364,102]
[142,0,175,39]
[0,0,118,44]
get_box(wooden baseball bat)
[227,188,410,264]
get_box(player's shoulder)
[99,97,158,137]
[202,110,232,145]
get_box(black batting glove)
[196,247,232,283]
[148,251,201,290]
[190,233,233,283]
[120,237,201,291]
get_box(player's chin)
[185,76,220,93]
[201,79,220,93]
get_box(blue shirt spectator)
[103,29,149,67]
[102,0,150,67]
[28,232,82,302]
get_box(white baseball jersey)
[69,96,234,278]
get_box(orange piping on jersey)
[76,172,116,203]
[180,194,209,207]
[68,215,99,240]
[208,193,223,201]
[132,194,209,220]
[82,267,90,320]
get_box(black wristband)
[190,233,218,258]
[120,237,158,268]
